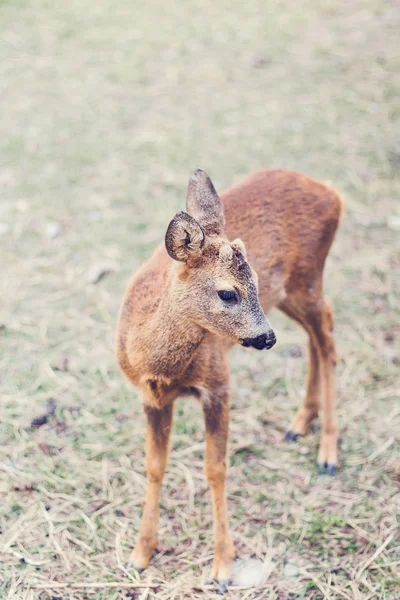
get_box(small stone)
[88,263,116,284]
[284,560,299,578]
[45,222,63,238]
[231,557,275,586]
[387,215,400,231]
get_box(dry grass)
[1,0,399,598]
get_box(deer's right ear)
[165,211,205,262]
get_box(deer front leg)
[131,403,173,570]
[203,393,234,589]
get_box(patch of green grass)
[307,514,346,536]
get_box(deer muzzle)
[241,331,277,350]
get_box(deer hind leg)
[280,296,339,474]
[279,301,321,441]
[203,393,234,590]
[312,301,339,474]
[131,403,173,570]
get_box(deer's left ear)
[186,169,225,234]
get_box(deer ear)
[186,169,225,234]
[165,211,205,262]
[232,238,247,258]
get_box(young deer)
[117,169,343,587]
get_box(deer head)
[165,169,276,350]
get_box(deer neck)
[137,270,205,386]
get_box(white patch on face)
[215,278,236,293]
[219,243,233,262]
[231,238,247,257]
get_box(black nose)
[242,331,276,350]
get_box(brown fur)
[116,169,343,582]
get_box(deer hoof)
[124,561,144,574]
[326,463,337,476]
[284,430,303,443]
[217,579,230,594]
[318,462,337,476]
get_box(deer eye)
[218,290,237,302]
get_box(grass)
[0,0,399,598]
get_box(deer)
[116,168,343,590]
